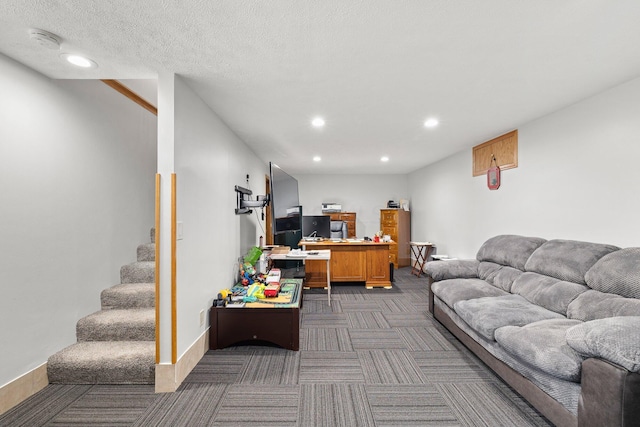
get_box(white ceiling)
[2,1,640,175]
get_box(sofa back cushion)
[585,248,640,298]
[524,239,619,285]
[476,235,546,271]
[567,290,640,321]
[478,262,523,292]
[512,272,589,315]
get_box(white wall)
[297,174,409,238]
[0,54,156,387]
[172,75,267,359]
[409,76,640,259]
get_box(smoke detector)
[29,29,61,50]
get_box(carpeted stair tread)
[120,261,155,284]
[49,228,157,384]
[101,283,155,309]
[137,243,155,262]
[77,309,155,341]
[47,341,155,384]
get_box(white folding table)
[269,249,332,304]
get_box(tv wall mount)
[235,185,269,215]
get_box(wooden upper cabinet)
[472,130,518,176]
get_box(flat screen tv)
[269,162,301,235]
[302,215,331,239]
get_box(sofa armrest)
[566,316,640,372]
[425,259,479,281]
[578,358,640,427]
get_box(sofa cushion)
[453,294,565,341]
[425,259,479,281]
[495,319,585,382]
[478,262,523,292]
[476,235,546,271]
[511,272,589,315]
[585,247,640,298]
[566,317,640,373]
[566,290,640,321]
[431,278,508,309]
[524,239,619,285]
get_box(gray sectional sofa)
[425,235,640,427]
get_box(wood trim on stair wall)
[154,174,161,364]
[101,80,157,116]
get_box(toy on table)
[240,262,256,286]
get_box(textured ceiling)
[2,1,640,174]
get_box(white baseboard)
[0,363,48,415]
[155,328,209,393]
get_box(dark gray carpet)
[0,268,552,426]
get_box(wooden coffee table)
[209,279,302,351]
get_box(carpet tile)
[181,352,251,384]
[339,300,384,312]
[383,311,433,328]
[366,384,459,427]
[348,328,407,350]
[396,326,458,351]
[377,297,420,313]
[132,383,226,427]
[236,347,300,385]
[300,327,353,351]
[301,312,349,329]
[0,385,91,427]
[49,385,156,426]
[347,311,391,329]
[412,350,495,384]
[358,350,427,384]
[299,351,365,383]
[437,382,550,427]
[298,383,375,427]
[211,384,299,426]
[0,268,552,426]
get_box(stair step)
[77,309,155,341]
[101,283,155,309]
[120,261,154,284]
[137,243,155,262]
[47,341,155,384]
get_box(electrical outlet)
[199,309,205,326]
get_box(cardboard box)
[270,246,291,254]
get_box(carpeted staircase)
[47,231,156,384]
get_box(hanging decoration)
[487,155,501,190]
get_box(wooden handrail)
[101,79,157,116]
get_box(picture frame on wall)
[487,165,500,190]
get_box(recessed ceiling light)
[424,118,439,128]
[313,156,321,162]
[60,53,98,68]
[311,117,325,128]
[381,156,389,162]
